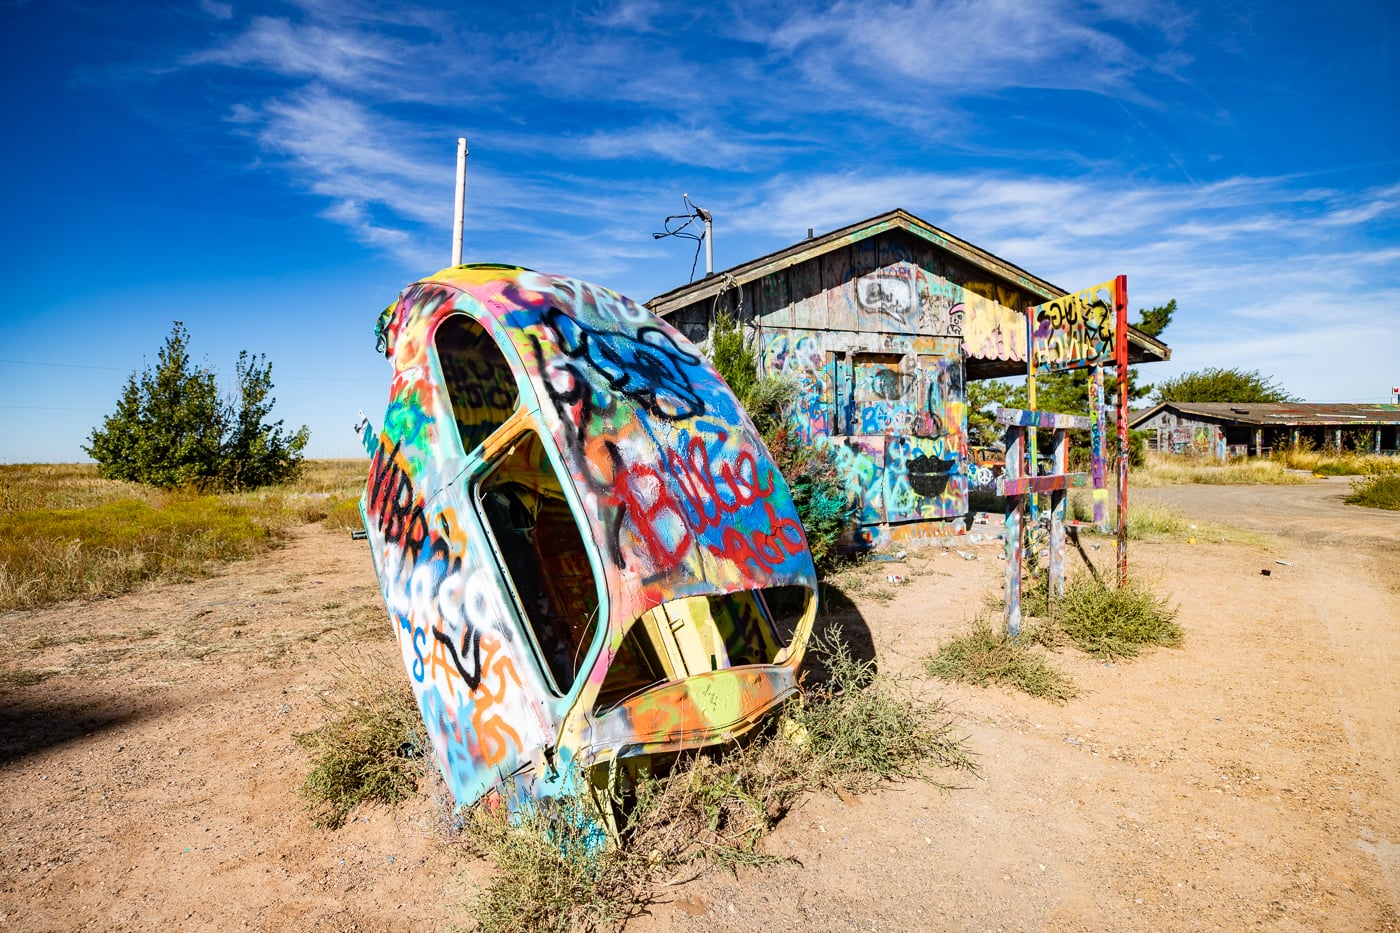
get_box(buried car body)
[356,264,818,814]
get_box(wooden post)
[1090,364,1108,531]
[1049,426,1068,602]
[1003,421,1024,637]
[1026,311,1038,531]
[1114,275,1129,587]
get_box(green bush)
[86,322,309,491]
[1346,474,1400,510]
[1053,574,1181,659]
[924,623,1077,702]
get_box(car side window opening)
[476,430,602,695]
[435,314,520,453]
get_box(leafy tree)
[86,322,308,490]
[221,351,312,489]
[1152,367,1294,404]
[708,312,758,404]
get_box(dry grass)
[1133,454,1309,487]
[1273,448,1400,476]
[1067,494,1267,546]
[0,495,281,611]
[0,460,368,611]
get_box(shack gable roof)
[645,207,1170,370]
[1130,401,1400,428]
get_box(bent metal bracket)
[355,263,819,818]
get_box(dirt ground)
[2,477,1398,932]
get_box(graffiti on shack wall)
[364,265,818,814]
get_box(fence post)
[1003,421,1024,637]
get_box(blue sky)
[3,0,1398,463]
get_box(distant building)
[1130,402,1400,459]
[649,208,1170,547]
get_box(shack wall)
[668,228,1045,548]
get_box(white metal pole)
[704,214,713,276]
[452,137,468,266]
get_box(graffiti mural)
[961,290,1027,362]
[1029,280,1116,373]
[361,264,818,818]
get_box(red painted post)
[1114,275,1129,587]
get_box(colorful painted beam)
[995,407,1092,431]
[995,472,1089,496]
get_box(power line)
[0,358,128,372]
[0,358,381,384]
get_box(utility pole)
[692,200,713,276]
[452,137,468,266]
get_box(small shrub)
[1054,574,1181,660]
[458,635,973,929]
[1346,474,1400,511]
[464,794,637,933]
[795,634,976,788]
[924,623,1077,703]
[296,660,427,829]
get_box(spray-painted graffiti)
[961,291,1027,362]
[361,264,819,818]
[855,272,916,329]
[1029,281,1115,373]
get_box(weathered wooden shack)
[648,209,1170,548]
[1131,402,1400,459]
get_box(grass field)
[0,459,368,611]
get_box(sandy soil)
[2,479,1398,932]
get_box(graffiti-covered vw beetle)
[356,264,818,815]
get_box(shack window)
[851,352,909,435]
[435,314,519,453]
[476,430,601,695]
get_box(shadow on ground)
[0,694,154,766]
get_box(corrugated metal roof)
[1131,401,1400,427]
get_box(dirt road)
[2,480,1398,931]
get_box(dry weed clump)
[924,623,1078,703]
[295,656,427,829]
[451,635,975,932]
[1345,474,1400,511]
[1051,574,1181,660]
